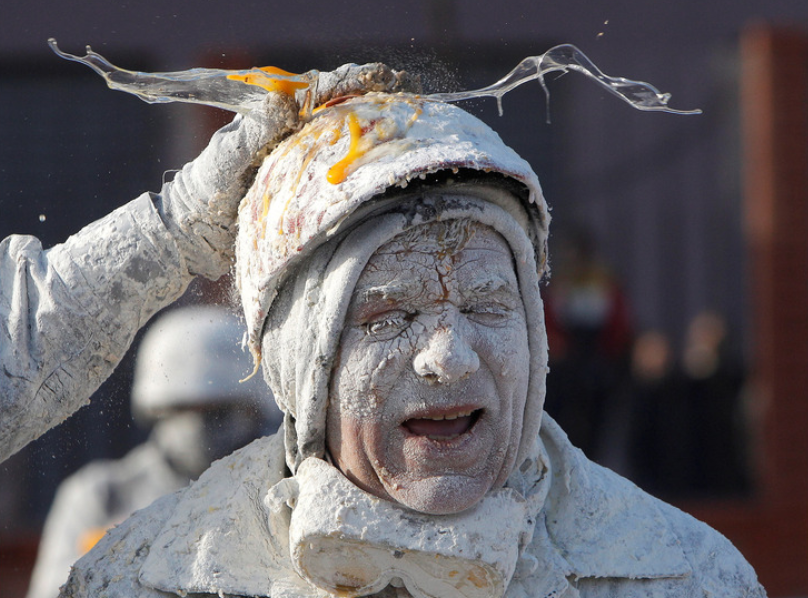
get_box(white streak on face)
[326,221,530,515]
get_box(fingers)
[314,63,421,106]
[186,91,299,202]
[250,91,300,164]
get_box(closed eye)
[363,310,414,339]
[461,303,513,327]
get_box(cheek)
[334,331,420,419]
[329,415,366,465]
[476,321,530,462]
[330,333,381,419]
[367,327,421,388]
[326,371,397,500]
[476,321,530,384]
[325,404,378,491]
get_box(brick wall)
[681,25,808,597]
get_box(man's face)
[326,221,530,515]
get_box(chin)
[385,474,493,515]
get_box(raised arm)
[0,92,298,462]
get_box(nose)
[413,317,480,385]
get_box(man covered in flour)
[58,54,766,598]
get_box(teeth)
[422,410,474,421]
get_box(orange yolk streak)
[78,527,108,555]
[327,112,364,185]
[227,66,308,96]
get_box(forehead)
[353,222,517,297]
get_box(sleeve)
[0,193,193,462]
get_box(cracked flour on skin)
[327,220,531,515]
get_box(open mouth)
[401,409,482,440]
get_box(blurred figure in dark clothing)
[627,314,751,499]
[544,226,634,462]
[680,311,750,497]
[627,330,691,496]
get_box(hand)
[159,62,419,280]
[159,91,298,279]
[314,62,421,106]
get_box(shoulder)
[653,499,766,597]
[538,415,766,597]
[60,492,180,598]
[60,432,287,598]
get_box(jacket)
[60,416,765,598]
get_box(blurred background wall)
[1,1,808,595]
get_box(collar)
[274,457,538,598]
[138,418,691,598]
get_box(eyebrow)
[354,281,426,304]
[462,274,514,296]
[354,273,518,306]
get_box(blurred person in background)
[626,314,751,499]
[625,329,690,496]
[543,226,634,462]
[25,305,281,598]
[680,310,750,497]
